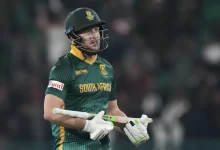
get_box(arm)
[44,94,86,130]
[107,69,127,132]
[107,69,150,146]
[106,100,126,117]
[107,100,150,146]
[106,100,126,133]
[44,65,86,130]
[44,94,113,141]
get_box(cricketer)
[44,7,150,150]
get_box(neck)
[70,45,97,65]
[84,53,97,60]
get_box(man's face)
[78,26,100,51]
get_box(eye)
[94,28,99,32]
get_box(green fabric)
[45,53,117,150]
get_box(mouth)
[90,43,99,50]
[89,40,100,47]
[90,39,99,44]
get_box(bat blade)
[53,108,95,119]
[53,108,153,127]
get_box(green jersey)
[45,46,117,150]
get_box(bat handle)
[147,118,153,123]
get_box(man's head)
[65,7,108,55]
[78,26,100,51]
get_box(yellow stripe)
[59,105,65,150]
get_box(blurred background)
[0,0,220,150]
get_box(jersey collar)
[70,45,97,65]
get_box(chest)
[70,63,113,96]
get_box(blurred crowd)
[0,0,220,150]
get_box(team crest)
[85,11,94,21]
[100,64,108,77]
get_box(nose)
[90,31,99,39]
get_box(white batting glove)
[83,111,114,141]
[123,115,150,147]
[140,114,149,128]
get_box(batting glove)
[140,114,149,128]
[83,111,114,141]
[123,115,150,147]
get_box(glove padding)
[83,111,114,141]
[140,114,149,128]
[123,114,150,147]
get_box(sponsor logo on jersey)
[75,69,88,76]
[48,80,64,91]
[100,64,108,77]
[79,83,111,93]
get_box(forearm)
[107,108,127,117]
[107,108,127,134]
[44,95,86,130]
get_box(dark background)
[0,0,220,150]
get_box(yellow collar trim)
[70,45,97,65]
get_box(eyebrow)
[86,27,99,32]
[79,26,99,34]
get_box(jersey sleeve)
[109,71,117,101]
[45,65,72,100]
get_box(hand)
[83,111,114,141]
[123,115,150,147]
[140,114,149,128]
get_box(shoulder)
[51,53,76,70]
[54,53,72,67]
[98,56,114,69]
[49,54,73,76]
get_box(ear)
[69,37,75,45]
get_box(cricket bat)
[53,108,153,127]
